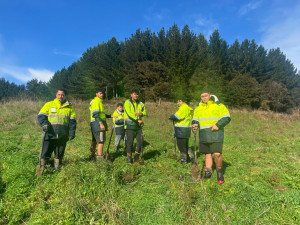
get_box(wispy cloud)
[0,65,54,83]
[53,48,81,58]
[261,4,300,71]
[238,1,262,16]
[192,15,219,39]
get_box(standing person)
[124,89,146,163]
[36,89,76,175]
[90,89,116,161]
[191,90,231,184]
[169,96,193,164]
[112,103,125,153]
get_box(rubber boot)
[180,153,187,164]
[188,148,195,163]
[217,168,224,184]
[133,152,140,162]
[36,158,47,176]
[204,168,212,178]
[96,155,104,162]
[90,146,96,161]
[127,154,132,163]
[54,158,61,172]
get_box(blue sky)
[0,0,299,84]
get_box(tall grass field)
[0,100,299,224]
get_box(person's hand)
[138,120,144,126]
[42,124,48,132]
[111,115,117,118]
[191,124,198,130]
[99,122,105,131]
[211,124,219,131]
[135,113,142,117]
[69,135,75,141]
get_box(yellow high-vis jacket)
[90,96,110,132]
[112,109,125,135]
[169,102,193,138]
[124,99,146,130]
[192,99,231,143]
[38,98,76,140]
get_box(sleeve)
[91,100,100,123]
[105,114,112,118]
[37,102,50,127]
[216,104,231,129]
[124,101,138,122]
[141,102,146,117]
[191,107,200,125]
[69,106,77,136]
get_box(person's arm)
[37,102,50,131]
[191,107,200,129]
[215,104,231,129]
[69,105,77,139]
[169,107,182,121]
[124,101,138,122]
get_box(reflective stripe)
[192,118,200,122]
[48,114,69,118]
[70,117,76,120]
[50,121,66,125]
[115,124,124,128]
[200,125,212,129]
[91,119,95,122]
[183,119,191,121]
[38,112,48,116]
[174,114,181,120]
[92,109,100,113]
[220,114,230,119]
[198,117,219,122]
[175,125,191,128]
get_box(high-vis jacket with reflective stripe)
[169,103,193,138]
[90,97,109,132]
[38,98,76,140]
[113,109,125,135]
[124,99,146,130]
[192,100,231,143]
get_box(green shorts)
[199,142,223,154]
[92,131,106,143]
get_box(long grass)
[0,100,299,224]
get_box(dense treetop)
[1,25,299,112]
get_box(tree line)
[1,24,300,112]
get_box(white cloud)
[53,48,81,58]
[192,15,219,39]
[261,5,300,71]
[238,1,262,16]
[0,65,54,83]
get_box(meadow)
[0,99,299,224]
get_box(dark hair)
[117,103,123,107]
[56,89,66,94]
[130,89,140,94]
[96,88,105,94]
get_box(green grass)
[0,100,299,224]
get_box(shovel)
[191,129,201,181]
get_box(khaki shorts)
[199,142,223,154]
[92,131,106,143]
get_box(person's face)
[201,93,211,103]
[117,106,123,111]
[56,90,65,102]
[177,100,183,107]
[131,92,139,101]
[96,92,104,99]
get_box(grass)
[0,99,299,224]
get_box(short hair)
[96,88,105,94]
[175,95,186,102]
[56,89,66,94]
[200,88,211,94]
[130,89,140,94]
[117,103,123,107]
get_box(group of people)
[35,88,231,184]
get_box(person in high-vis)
[36,89,76,176]
[90,89,116,161]
[124,89,146,163]
[169,96,193,164]
[191,90,231,184]
[112,103,125,153]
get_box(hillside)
[0,100,299,224]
